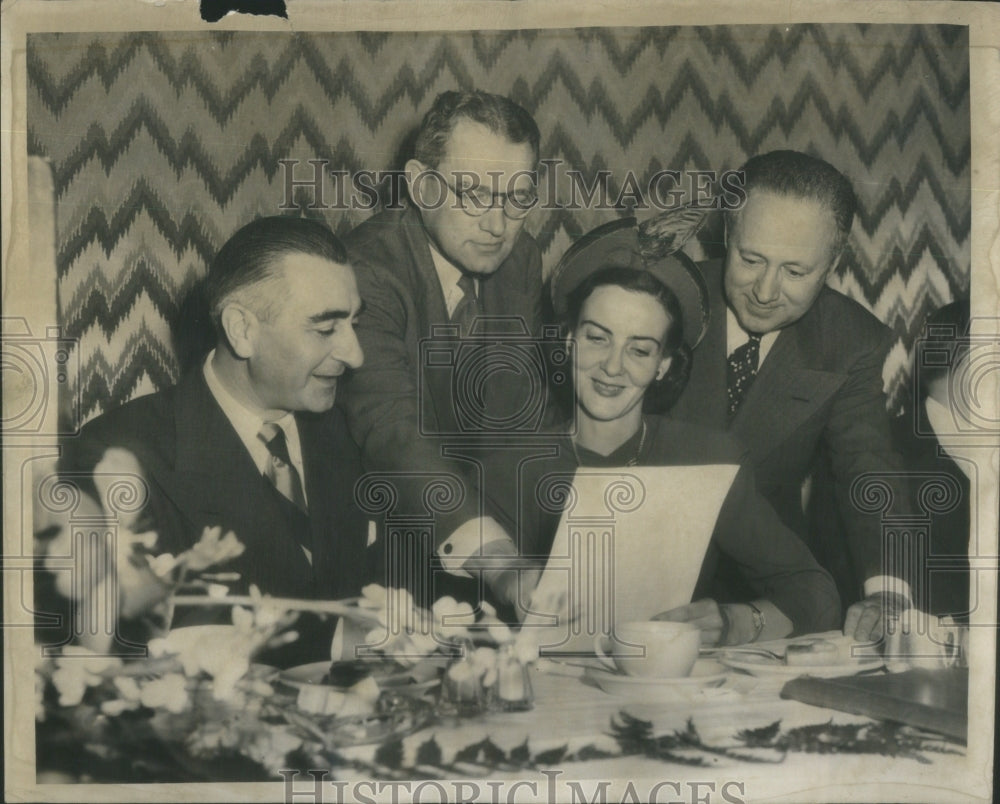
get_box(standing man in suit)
[339,90,544,610]
[59,217,376,661]
[669,150,912,640]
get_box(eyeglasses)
[431,171,539,220]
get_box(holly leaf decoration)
[415,735,442,767]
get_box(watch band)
[747,601,766,643]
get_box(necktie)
[727,333,762,418]
[450,275,481,335]
[259,421,308,515]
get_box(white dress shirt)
[726,307,780,367]
[202,350,308,506]
[429,244,479,318]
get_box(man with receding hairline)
[671,150,914,641]
[340,90,545,612]
[59,216,378,661]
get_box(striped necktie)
[258,421,308,514]
[450,274,481,336]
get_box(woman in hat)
[479,213,841,644]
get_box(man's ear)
[656,355,673,381]
[404,158,425,205]
[219,303,257,360]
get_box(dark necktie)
[450,275,481,335]
[259,421,308,515]
[727,333,762,419]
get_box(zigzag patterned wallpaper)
[26,25,970,424]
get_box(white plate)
[584,659,729,696]
[719,637,883,678]
[280,660,441,694]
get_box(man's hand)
[844,592,908,642]
[653,599,725,646]
[462,537,540,621]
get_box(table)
[32,637,986,803]
[320,658,976,803]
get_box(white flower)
[179,526,245,574]
[471,646,499,687]
[101,698,140,716]
[244,585,287,630]
[50,666,88,707]
[49,652,120,707]
[101,676,143,715]
[113,676,141,700]
[359,584,388,609]
[139,673,189,713]
[147,553,178,578]
[245,727,303,773]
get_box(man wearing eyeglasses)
[339,90,543,612]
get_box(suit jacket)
[339,203,544,532]
[671,259,909,598]
[59,370,378,607]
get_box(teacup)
[594,620,701,678]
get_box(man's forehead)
[270,252,358,301]
[270,250,353,278]
[439,118,536,171]
[735,192,838,239]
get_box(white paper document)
[519,464,740,657]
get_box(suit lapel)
[401,206,458,433]
[298,410,369,600]
[171,372,313,585]
[401,204,451,328]
[172,371,263,519]
[732,311,847,461]
[298,414,341,576]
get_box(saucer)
[584,659,728,696]
[719,636,883,678]
[280,660,441,695]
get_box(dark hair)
[204,216,349,332]
[413,90,540,168]
[563,267,693,414]
[728,150,857,256]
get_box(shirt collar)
[726,306,780,366]
[202,350,302,476]
[428,243,478,318]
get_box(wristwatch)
[747,601,766,643]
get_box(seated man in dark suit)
[54,216,377,663]
[668,150,914,640]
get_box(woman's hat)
[550,207,711,349]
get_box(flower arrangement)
[33,448,535,781]
[348,584,533,715]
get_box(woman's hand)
[652,599,725,645]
